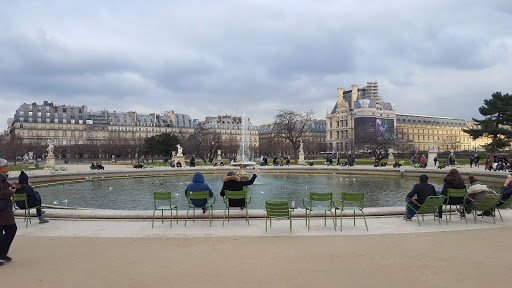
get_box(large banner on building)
[376,118,395,139]
[354,117,395,142]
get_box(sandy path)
[2,227,511,288]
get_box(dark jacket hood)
[192,172,205,183]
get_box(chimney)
[351,85,358,109]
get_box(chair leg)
[497,208,503,222]
[340,212,343,232]
[223,207,227,226]
[185,208,189,226]
[152,210,156,228]
[353,211,356,226]
[462,206,467,225]
[170,209,172,228]
[361,211,368,231]
[289,216,292,233]
[308,210,311,231]
[265,217,268,232]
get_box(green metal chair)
[185,190,215,226]
[223,190,251,226]
[406,195,445,226]
[334,192,368,231]
[471,194,502,224]
[264,200,294,233]
[152,192,178,228]
[444,188,467,224]
[496,195,512,222]
[11,193,43,228]
[302,192,335,231]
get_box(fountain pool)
[35,173,502,210]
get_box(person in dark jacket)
[14,171,48,224]
[185,172,213,213]
[405,174,437,219]
[438,168,466,218]
[220,168,257,208]
[497,173,512,208]
[0,159,16,266]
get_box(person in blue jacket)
[185,172,214,213]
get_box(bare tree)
[355,124,394,161]
[272,109,313,161]
[0,134,26,165]
[184,123,223,163]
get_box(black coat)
[14,184,42,209]
[220,174,257,207]
[407,182,437,205]
[441,181,466,205]
[0,179,15,226]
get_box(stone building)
[326,82,487,153]
[7,101,197,147]
[326,83,396,153]
[203,115,259,150]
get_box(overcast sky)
[1,0,511,131]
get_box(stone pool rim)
[12,165,508,220]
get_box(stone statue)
[299,140,304,153]
[431,140,436,151]
[47,139,55,157]
[176,144,183,156]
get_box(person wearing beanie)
[0,159,17,265]
[14,171,48,224]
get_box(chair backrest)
[12,193,27,202]
[341,192,365,209]
[307,192,333,208]
[187,190,209,200]
[416,195,445,213]
[446,188,467,204]
[153,192,172,208]
[474,194,502,211]
[11,193,28,210]
[446,188,467,198]
[265,200,290,218]
[225,190,246,200]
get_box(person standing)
[470,155,474,168]
[0,159,17,266]
[474,153,480,168]
[434,156,438,167]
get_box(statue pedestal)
[427,150,437,167]
[298,152,305,164]
[46,156,56,167]
[174,156,185,167]
[388,152,395,163]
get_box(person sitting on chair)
[220,168,257,209]
[14,171,48,224]
[438,168,466,218]
[176,160,182,168]
[185,172,214,214]
[405,174,437,220]
[497,173,512,208]
[464,174,495,215]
